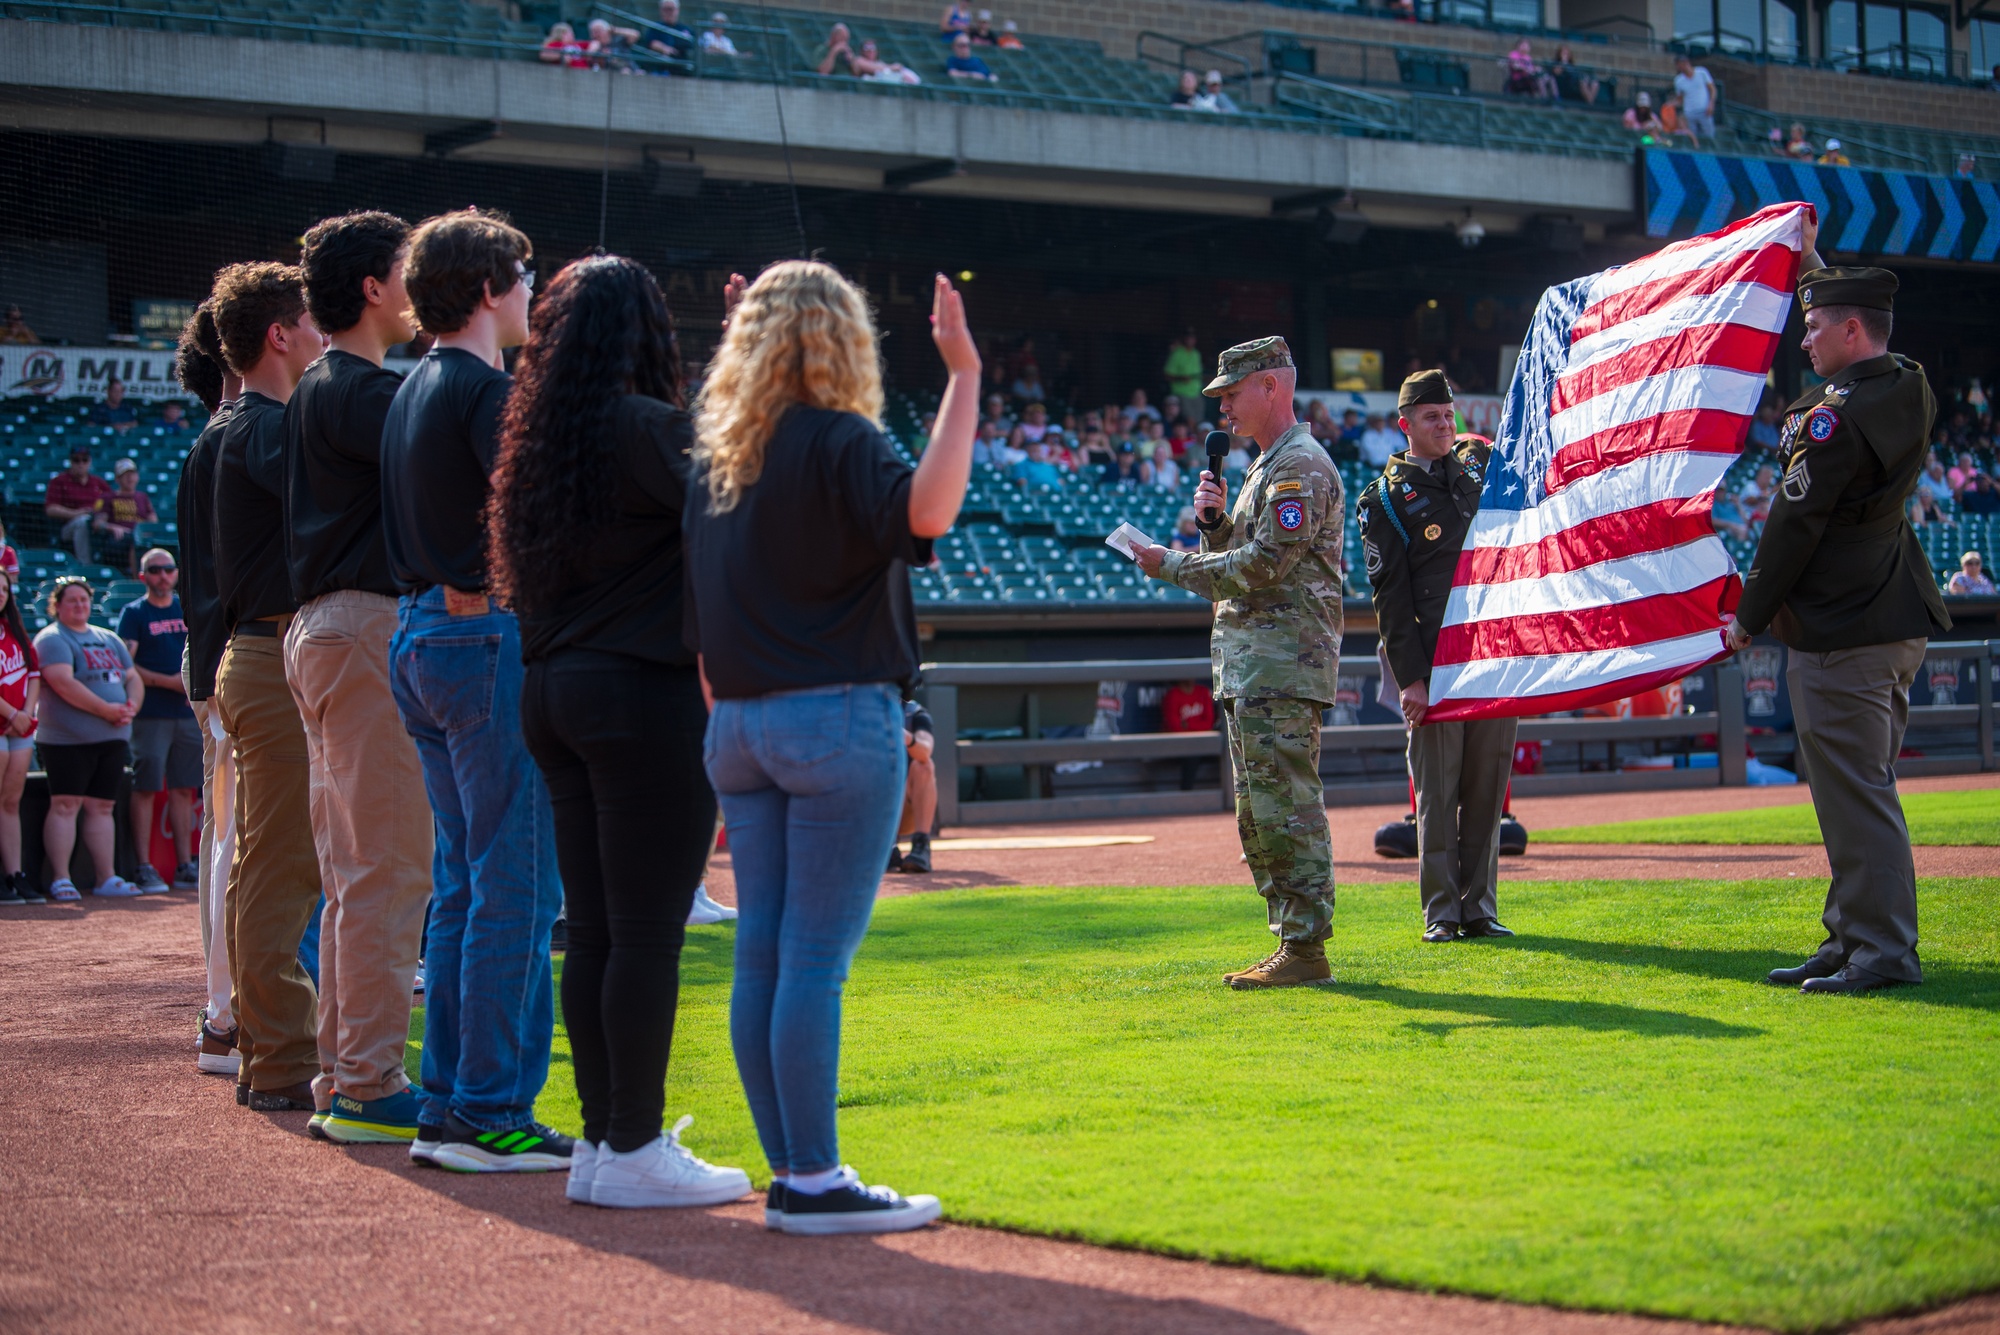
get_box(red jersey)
[0,620,39,735]
[1161,682,1215,733]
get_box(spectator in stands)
[35,576,143,902]
[1078,422,1114,471]
[815,22,853,74]
[1011,362,1045,403]
[1659,91,1698,146]
[851,39,922,83]
[383,210,566,1167]
[0,574,36,906]
[0,520,17,583]
[1107,440,1140,488]
[541,21,590,66]
[45,445,113,566]
[589,18,642,72]
[0,305,36,345]
[1784,122,1814,159]
[886,699,935,873]
[1739,463,1778,525]
[1748,401,1781,453]
[685,263,974,1236]
[90,379,140,433]
[1012,440,1064,488]
[1161,678,1213,790]
[701,13,742,59]
[1916,454,1953,509]
[1305,399,1337,446]
[1960,472,2000,515]
[938,1,970,41]
[1622,91,1661,137]
[1221,429,1251,471]
[1360,410,1402,467]
[946,33,996,81]
[1128,387,1161,424]
[968,9,996,44]
[117,547,197,894]
[1550,45,1598,104]
[209,258,326,1112]
[645,0,695,70]
[1948,450,1981,494]
[1818,139,1850,166]
[1339,406,1364,447]
[1171,508,1203,551]
[1165,329,1204,406]
[1013,402,1049,443]
[93,458,156,573]
[997,19,1023,49]
[1153,449,1182,492]
[1195,70,1240,113]
[1672,54,1716,139]
[1711,489,1751,542]
[982,391,1013,433]
[1947,551,1995,594]
[1171,68,1201,108]
[1504,40,1557,101]
[159,401,194,436]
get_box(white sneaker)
[91,876,142,898]
[687,884,737,926]
[412,962,426,996]
[567,1139,599,1204]
[588,1116,751,1208]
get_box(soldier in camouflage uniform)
[1132,338,1345,989]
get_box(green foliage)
[421,876,2000,1330]
[1538,788,2000,846]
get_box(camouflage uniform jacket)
[1157,422,1344,705]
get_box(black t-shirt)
[683,406,931,700]
[284,350,404,601]
[646,20,693,58]
[518,395,697,667]
[380,347,510,594]
[176,399,232,699]
[212,391,298,628]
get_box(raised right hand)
[930,273,979,376]
[1194,471,1226,519]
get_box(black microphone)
[1202,430,1231,524]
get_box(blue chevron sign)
[1642,148,1999,263]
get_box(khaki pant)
[1408,715,1517,930]
[192,699,236,1031]
[285,591,432,1104]
[1788,638,1925,983]
[213,631,322,1092]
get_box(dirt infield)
[700,773,2000,903]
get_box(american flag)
[1425,202,1811,722]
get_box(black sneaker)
[550,913,568,954]
[764,1180,788,1230]
[409,1122,446,1166]
[899,833,932,874]
[6,871,44,904]
[885,846,904,874]
[431,1112,574,1173]
[779,1167,942,1236]
[0,873,22,904]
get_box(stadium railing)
[922,646,1996,826]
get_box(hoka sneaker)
[764,1180,789,1230]
[48,878,80,902]
[308,1108,331,1139]
[409,1122,445,1165]
[566,1139,599,1203]
[589,1116,751,1208]
[779,1167,942,1237]
[432,1113,574,1174]
[321,1088,422,1143]
[132,864,171,894]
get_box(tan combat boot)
[1227,941,1331,990]
[1222,946,1285,984]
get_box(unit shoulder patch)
[1275,499,1306,531]
[1806,406,1839,442]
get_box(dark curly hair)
[300,210,411,336]
[487,255,684,616]
[210,261,306,376]
[175,301,226,412]
[405,209,530,336]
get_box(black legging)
[521,648,715,1153]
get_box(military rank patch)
[1782,456,1811,501]
[1423,523,1442,541]
[1364,539,1383,574]
[1275,499,1306,531]
[1806,407,1838,441]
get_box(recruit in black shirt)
[176,399,232,699]
[683,405,932,700]
[211,391,298,629]
[380,347,511,594]
[284,350,404,602]
[517,395,697,667]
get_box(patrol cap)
[1798,266,1897,312]
[1202,336,1294,396]
[1397,368,1452,412]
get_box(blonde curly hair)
[693,260,884,513]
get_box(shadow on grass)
[1336,982,1763,1039]
[1508,936,2000,1010]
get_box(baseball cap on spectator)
[114,458,138,477]
[69,444,91,461]
[1117,441,1135,454]
[1826,138,1841,150]
[1205,69,1224,84]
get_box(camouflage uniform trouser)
[1224,697,1335,944]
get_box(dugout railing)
[921,639,1997,826]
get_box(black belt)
[232,621,279,638]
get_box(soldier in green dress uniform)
[1725,240,1951,996]
[1357,370,1516,943]
[1132,338,1345,989]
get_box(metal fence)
[923,639,1997,826]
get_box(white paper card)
[1105,522,1158,560]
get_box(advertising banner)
[0,346,191,402]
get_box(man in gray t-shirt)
[34,620,137,745]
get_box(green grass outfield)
[414,877,2000,1331]
[1539,787,1999,846]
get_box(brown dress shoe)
[1228,941,1332,990]
[248,1081,317,1112]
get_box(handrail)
[1719,99,1940,170]
[1134,29,1256,86]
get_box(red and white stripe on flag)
[1424,202,1812,722]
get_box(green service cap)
[1202,336,1294,396]
[1798,266,1897,313]
[1397,368,1452,412]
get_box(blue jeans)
[389,589,562,1132]
[706,682,905,1176]
[297,892,323,986]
